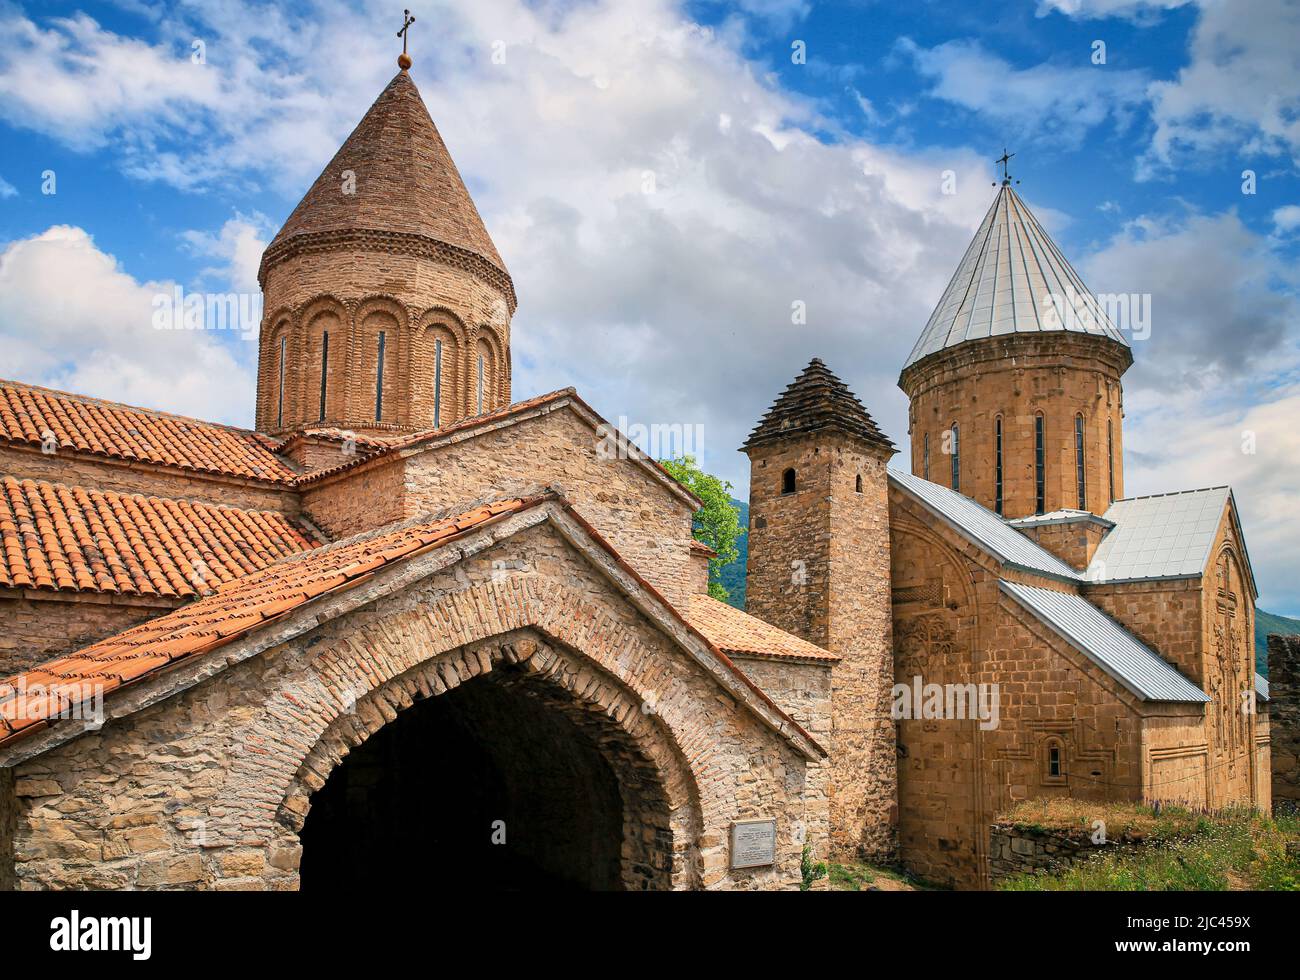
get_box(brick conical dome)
[743,358,895,452]
[255,69,515,438]
[260,69,510,289]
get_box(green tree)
[659,455,744,602]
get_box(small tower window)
[1048,745,1061,778]
[994,416,1004,515]
[1075,414,1086,510]
[782,468,797,495]
[433,339,443,428]
[950,423,960,492]
[1107,418,1115,504]
[855,474,863,494]
[477,353,485,415]
[923,432,930,481]
[318,331,329,423]
[276,335,286,429]
[375,330,387,422]
[1034,414,1046,515]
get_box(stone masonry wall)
[303,406,697,610]
[0,444,298,514]
[888,487,1174,888]
[0,593,179,677]
[901,333,1128,520]
[3,517,826,890]
[745,433,895,860]
[1269,634,1300,809]
[988,824,1127,882]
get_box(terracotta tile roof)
[687,594,838,662]
[689,539,717,556]
[0,476,319,598]
[0,380,298,484]
[0,497,535,747]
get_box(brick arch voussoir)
[220,579,706,878]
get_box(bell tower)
[255,51,514,437]
[742,359,898,860]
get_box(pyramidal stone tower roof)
[263,69,509,282]
[743,358,895,452]
[902,183,1127,372]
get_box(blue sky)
[1,0,1298,612]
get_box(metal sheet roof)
[889,469,1081,581]
[1256,673,1270,703]
[903,184,1128,371]
[1000,580,1210,703]
[1089,487,1231,583]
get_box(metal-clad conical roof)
[743,358,895,452]
[266,70,508,278]
[902,184,1127,371]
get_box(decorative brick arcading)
[255,70,515,436]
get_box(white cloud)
[1036,0,1193,19]
[179,214,272,294]
[1080,209,1300,387]
[897,37,1148,144]
[0,174,15,199]
[0,225,255,424]
[1272,205,1300,235]
[1145,0,1300,170]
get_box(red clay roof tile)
[686,594,838,663]
[0,380,298,483]
[0,476,318,598]
[0,498,535,749]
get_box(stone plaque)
[730,818,777,869]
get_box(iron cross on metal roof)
[997,148,1015,185]
[397,9,416,69]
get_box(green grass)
[998,806,1300,891]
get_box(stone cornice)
[259,229,518,314]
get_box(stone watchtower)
[255,62,515,437]
[742,359,898,859]
[898,181,1132,520]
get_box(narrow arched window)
[923,432,930,481]
[1034,414,1046,515]
[1107,418,1115,504]
[782,468,796,495]
[375,330,387,421]
[994,416,1004,515]
[276,335,286,429]
[1043,737,1067,784]
[433,338,443,428]
[318,330,329,423]
[950,423,960,492]
[855,474,863,494]
[477,353,485,415]
[1075,415,1086,510]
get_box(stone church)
[0,58,1273,890]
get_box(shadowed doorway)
[299,669,627,890]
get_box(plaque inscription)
[730,817,777,869]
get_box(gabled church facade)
[0,58,1272,891]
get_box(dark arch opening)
[299,669,632,891]
[782,468,797,494]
